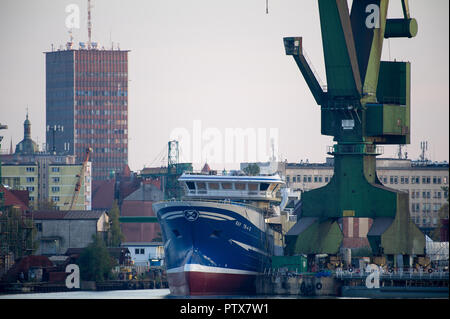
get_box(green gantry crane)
[284,0,425,261]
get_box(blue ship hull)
[153,200,274,295]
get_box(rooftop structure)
[15,113,39,156]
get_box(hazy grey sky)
[0,0,448,171]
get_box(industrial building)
[242,157,449,238]
[29,210,109,256]
[45,42,129,181]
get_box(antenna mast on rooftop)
[420,141,428,162]
[87,0,92,49]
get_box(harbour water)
[0,289,171,299]
[0,289,338,299]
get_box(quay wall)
[256,274,341,297]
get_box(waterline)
[0,289,171,299]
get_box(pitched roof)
[201,162,211,173]
[92,179,115,210]
[30,210,107,220]
[123,183,163,202]
[0,185,29,211]
[10,189,29,207]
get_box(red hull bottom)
[167,271,257,296]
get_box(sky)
[0,0,448,172]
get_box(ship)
[153,170,285,296]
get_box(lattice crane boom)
[68,147,92,210]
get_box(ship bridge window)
[260,183,270,191]
[248,184,258,191]
[208,183,219,190]
[196,182,206,190]
[235,183,246,190]
[186,182,196,190]
[222,182,232,189]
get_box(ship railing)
[262,267,449,280]
[164,197,266,214]
[334,268,449,281]
[186,189,280,199]
[182,171,280,177]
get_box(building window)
[314,176,318,183]
[135,248,145,255]
[51,196,60,202]
[35,223,42,232]
[286,176,290,183]
[53,177,60,183]
[307,176,312,183]
[26,177,35,182]
[293,176,296,183]
[51,186,60,192]
[26,186,35,192]
[51,167,60,173]
[26,167,35,172]
[390,176,394,184]
[422,191,431,199]
[325,176,329,183]
[411,203,421,212]
[29,196,34,201]
[318,176,323,183]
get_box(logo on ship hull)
[184,209,199,221]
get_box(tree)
[152,232,163,242]
[243,163,260,176]
[107,200,124,247]
[33,199,57,211]
[77,235,116,282]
